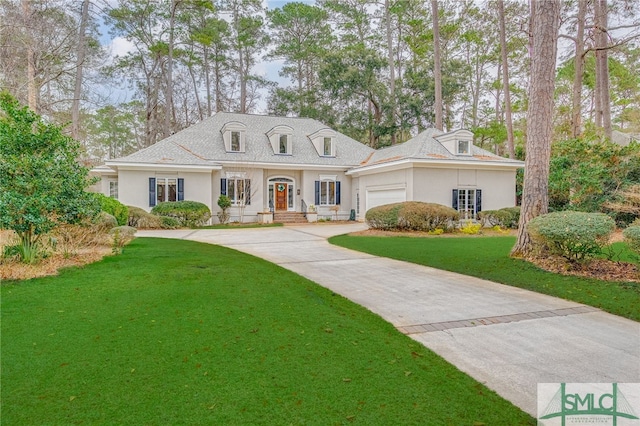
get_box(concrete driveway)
[137,224,640,417]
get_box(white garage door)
[366,188,406,211]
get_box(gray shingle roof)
[108,112,522,169]
[359,128,523,167]
[109,112,375,168]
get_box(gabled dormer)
[434,129,474,156]
[221,121,247,153]
[266,125,294,155]
[309,128,337,157]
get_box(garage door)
[366,188,406,211]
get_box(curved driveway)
[137,224,640,417]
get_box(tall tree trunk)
[595,0,612,140]
[571,0,586,138]
[164,0,176,137]
[72,0,90,141]
[431,0,443,131]
[21,0,37,112]
[204,46,212,117]
[511,0,561,257]
[386,0,396,144]
[498,0,515,159]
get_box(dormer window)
[231,131,241,152]
[323,137,332,156]
[266,125,293,156]
[434,129,474,156]
[309,128,336,157]
[221,121,247,153]
[457,140,470,155]
[279,134,289,154]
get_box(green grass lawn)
[1,238,533,425]
[330,235,640,322]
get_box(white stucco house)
[94,112,523,223]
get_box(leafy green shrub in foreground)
[127,206,162,229]
[623,226,640,255]
[97,194,129,226]
[366,202,459,232]
[151,201,211,227]
[527,211,615,261]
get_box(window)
[231,131,241,152]
[457,140,470,155]
[323,137,332,156]
[222,178,251,205]
[109,181,118,198]
[315,179,341,206]
[279,134,289,154]
[148,177,184,207]
[452,189,482,220]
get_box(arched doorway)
[268,177,294,212]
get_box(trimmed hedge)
[366,202,459,232]
[478,207,520,229]
[151,201,211,227]
[526,211,615,261]
[97,194,129,226]
[128,206,162,229]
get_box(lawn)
[1,238,533,425]
[329,235,640,322]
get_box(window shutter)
[220,178,227,196]
[452,189,458,210]
[475,189,482,213]
[149,178,156,207]
[315,181,320,205]
[336,181,341,205]
[177,178,184,201]
[245,179,251,205]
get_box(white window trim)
[108,180,118,199]
[319,179,337,206]
[226,177,250,206]
[157,177,178,203]
[221,121,247,153]
[457,188,477,220]
[457,140,471,156]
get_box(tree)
[497,0,515,158]
[511,0,561,256]
[0,93,99,263]
[431,0,443,130]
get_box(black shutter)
[336,181,341,205]
[245,179,251,205]
[220,178,227,196]
[475,189,482,213]
[149,178,156,207]
[452,189,458,210]
[177,178,184,201]
[315,181,320,205]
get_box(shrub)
[217,195,231,224]
[109,226,137,255]
[459,221,482,235]
[93,211,118,230]
[526,211,615,261]
[366,202,459,232]
[128,206,162,229]
[151,201,211,227]
[160,216,180,229]
[97,194,129,226]
[623,226,640,255]
[478,207,520,229]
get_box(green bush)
[127,206,162,229]
[151,201,211,227]
[92,211,118,230]
[526,211,615,261]
[622,226,640,255]
[96,194,129,226]
[366,202,459,232]
[160,216,180,229]
[478,207,520,229]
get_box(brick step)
[273,212,307,223]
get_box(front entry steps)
[273,212,307,224]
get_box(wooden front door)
[275,183,288,211]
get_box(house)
[94,112,523,223]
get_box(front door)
[275,183,288,211]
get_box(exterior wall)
[215,167,265,223]
[412,167,517,211]
[117,169,213,214]
[301,169,352,220]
